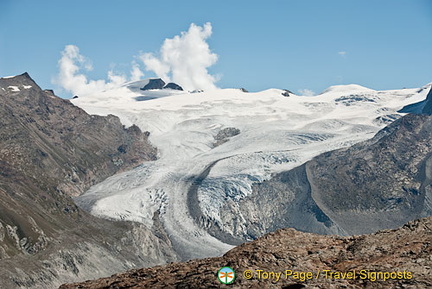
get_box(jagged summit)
[0,71,32,81]
[0,72,40,92]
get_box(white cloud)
[54,23,218,95]
[54,45,145,96]
[139,22,218,91]
[54,45,108,96]
[107,70,127,86]
[130,61,145,82]
[140,53,170,81]
[338,51,347,58]
[298,89,316,96]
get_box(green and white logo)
[218,266,236,285]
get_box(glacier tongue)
[72,85,429,259]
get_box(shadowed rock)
[163,82,183,91]
[141,78,166,90]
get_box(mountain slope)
[308,113,432,233]
[218,113,432,242]
[0,73,177,288]
[60,216,432,289]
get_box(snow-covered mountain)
[72,81,431,260]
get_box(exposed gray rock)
[213,127,240,147]
[282,89,292,97]
[140,78,166,90]
[163,82,183,91]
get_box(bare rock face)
[163,82,183,91]
[140,78,166,90]
[0,73,178,288]
[213,127,241,147]
[60,216,432,289]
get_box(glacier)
[71,82,430,260]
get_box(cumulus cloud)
[130,61,145,82]
[298,89,316,96]
[54,45,144,96]
[139,22,218,91]
[54,23,218,95]
[338,51,347,58]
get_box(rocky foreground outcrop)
[0,73,178,288]
[60,216,432,289]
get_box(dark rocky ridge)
[399,86,432,114]
[0,73,178,288]
[60,216,432,289]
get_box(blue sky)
[1,0,431,97]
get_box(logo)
[218,266,236,284]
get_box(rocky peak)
[0,72,36,84]
[163,82,183,91]
[0,72,40,93]
[140,78,166,90]
[139,78,184,91]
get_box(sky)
[0,0,431,97]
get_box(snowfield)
[72,82,430,260]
